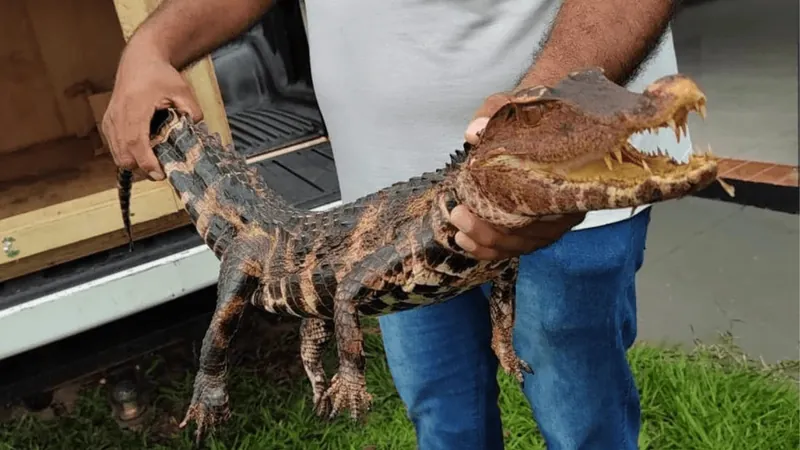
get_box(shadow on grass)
[0,314,797,450]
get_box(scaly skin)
[117,68,731,445]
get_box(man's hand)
[102,43,203,181]
[464,92,513,145]
[449,205,585,261]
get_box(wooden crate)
[0,0,233,282]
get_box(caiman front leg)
[299,318,334,417]
[318,248,404,420]
[489,258,532,383]
[179,248,260,445]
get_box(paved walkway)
[672,0,798,165]
[635,0,799,364]
[637,198,798,364]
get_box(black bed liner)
[227,105,325,157]
[210,17,326,157]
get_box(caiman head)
[457,68,733,225]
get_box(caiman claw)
[501,355,533,383]
[320,373,373,420]
[179,373,231,446]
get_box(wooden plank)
[0,3,66,153]
[717,158,799,188]
[88,92,113,154]
[0,135,99,188]
[248,137,329,163]
[1,149,120,220]
[0,211,189,283]
[111,0,163,39]
[24,0,127,138]
[183,59,234,147]
[0,180,185,282]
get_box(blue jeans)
[378,209,651,450]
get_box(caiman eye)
[520,104,544,126]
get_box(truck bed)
[0,9,342,362]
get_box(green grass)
[0,318,797,450]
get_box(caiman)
[117,68,732,443]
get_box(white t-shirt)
[303,0,692,230]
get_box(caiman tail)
[118,108,298,258]
[116,168,135,251]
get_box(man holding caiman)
[103,1,687,449]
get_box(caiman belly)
[257,230,510,319]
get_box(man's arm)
[468,0,678,136]
[518,0,678,89]
[128,0,275,69]
[104,0,275,179]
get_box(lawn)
[0,315,797,450]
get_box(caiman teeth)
[652,99,705,141]
[604,154,614,170]
[613,149,623,163]
[663,118,680,141]
[717,177,735,197]
[641,159,651,173]
[673,119,683,142]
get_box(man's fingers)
[517,213,587,240]
[464,117,489,144]
[465,92,513,144]
[449,205,497,247]
[122,119,164,181]
[541,213,587,235]
[172,92,204,122]
[450,205,530,254]
[104,117,137,170]
[454,232,509,261]
[133,145,164,181]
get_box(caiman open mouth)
[491,92,734,196]
[472,69,737,199]
[556,95,709,181]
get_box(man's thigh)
[513,209,651,450]
[378,288,504,449]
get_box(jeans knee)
[515,215,649,351]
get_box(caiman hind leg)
[489,258,532,383]
[179,246,261,445]
[299,318,334,417]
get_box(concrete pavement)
[634,0,799,364]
